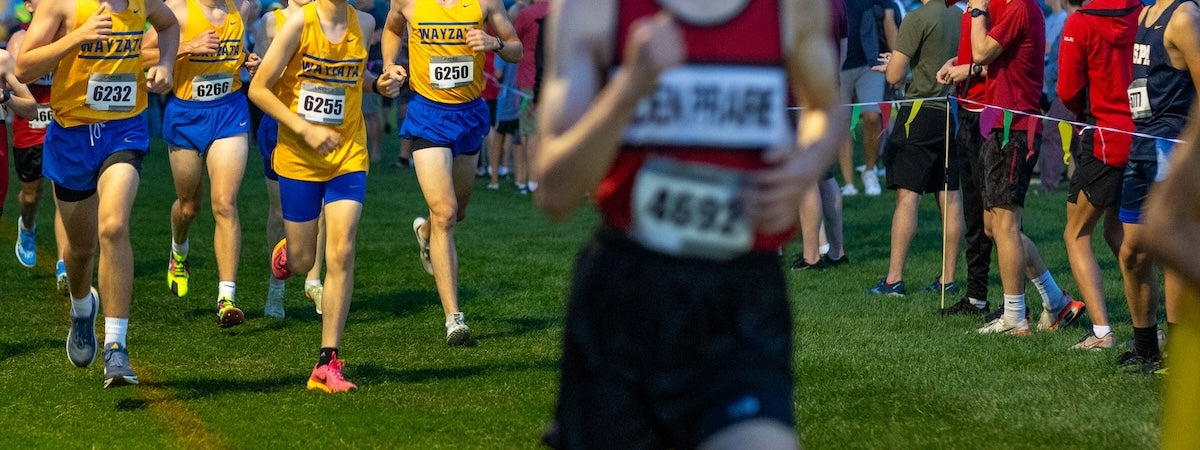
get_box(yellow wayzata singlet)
[408,0,485,104]
[52,0,148,127]
[172,0,245,101]
[274,3,367,182]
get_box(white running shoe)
[413,217,433,275]
[977,316,1031,336]
[863,169,882,196]
[445,312,471,346]
[305,283,324,315]
[841,184,859,196]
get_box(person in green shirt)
[867,0,964,297]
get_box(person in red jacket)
[1056,0,1141,350]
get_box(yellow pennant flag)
[1059,122,1073,165]
[904,100,923,137]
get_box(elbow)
[15,66,36,85]
[885,72,902,86]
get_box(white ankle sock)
[172,239,189,257]
[1003,294,1026,322]
[70,291,95,318]
[968,297,988,309]
[104,317,128,347]
[1093,325,1112,338]
[1033,270,1065,311]
[218,281,236,300]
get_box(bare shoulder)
[1169,0,1200,31]
[7,29,25,54]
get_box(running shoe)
[217,297,245,328]
[822,253,850,268]
[1117,351,1163,374]
[103,342,139,388]
[305,283,324,315]
[1071,332,1115,350]
[862,169,882,196]
[1037,296,1085,332]
[307,356,357,393]
[264,283,286,319]
[413,217,433,275]
[66,287,99,368]
[271,239,292,280]
[867,277,906,296]
[446,312,471,346]
[977,316,1032,336]
[939,297,990,317]
[15,218,36,267]
[56,260,69,297]
[841,184,859,196]
[167,251,190,297]
[790,253,829,270]
[926,278,960,295]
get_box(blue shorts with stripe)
[163,91,251,155]
[44,115,149,192]
[257,115,280,181]
[400,93,490,157]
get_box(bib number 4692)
[631,159,753,260]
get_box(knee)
[97,216,129,244]
[175,197,201,221]
[19,181,43,201]
[325,239,356,271]
[861,113,882,128]
[210,196,238,222]
[428,204,459,230]
[1119,243,1147,273]
[288,249,316,275]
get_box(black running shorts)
[550,225,795,449]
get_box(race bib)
[1128,78,1152,120]
[630,158,752,261]
[29,104,53,129]
[623,65,792,149]
[86,73,137,112]
[192,73,234,101]
[429,55,474,89]
[298,82,345,125]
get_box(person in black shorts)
[535,0,843,447]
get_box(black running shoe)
[939,297,989,317]
[790,253,830,270]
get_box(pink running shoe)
[307,356,357,393]
[271,239,292,280]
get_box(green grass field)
[1,131,1159,448]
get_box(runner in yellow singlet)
[250,0,400,393]
[255,0,329,319]
[15,0,179,389]
[159,0,261,328]
[382,0,522,346]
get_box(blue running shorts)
[163,91,251,155]
[44,115,149,192]
[257,115,280,181]
[400,93,490,157]
[278,171,367,222]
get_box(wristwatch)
[495,36,505,51]
[971,63,984,76]
[0,90,11,104]
[970,7,988,17]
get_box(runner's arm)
[248,10,307,135]
[483,0,522,63]
[0,50,38,119]
[1167,2,1200,89]
[534,0,677,220]
[15,1,83,83]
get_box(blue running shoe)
[56,261,69,297]
[926,278,960,295]
[66,288,98,368]
[867,277,907,296]
[103,343,139,388]
[15,218,36,268]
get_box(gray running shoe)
[446,312,471,346]
[103,342,139,388]
[66,288,98,368]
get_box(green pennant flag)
[850,105,861,141]
[1001,110,1013,147]
[1059,122,1073,164]
[904,100,924,138]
